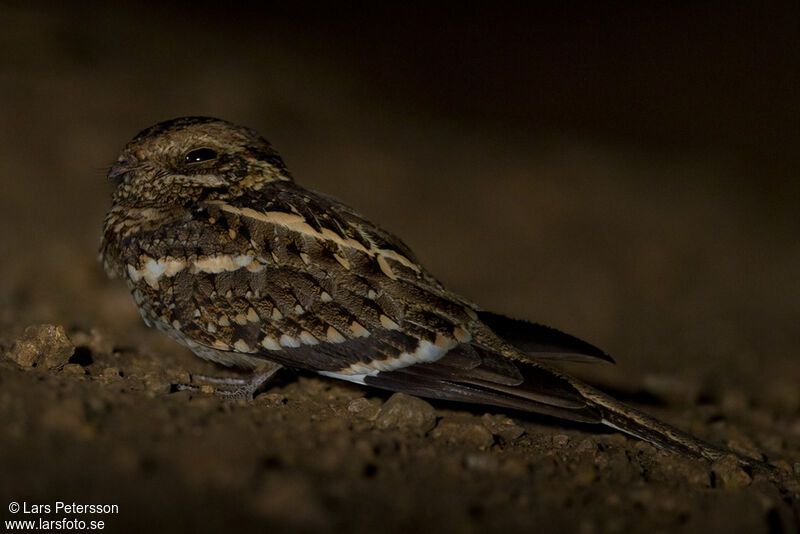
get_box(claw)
[175,363,282,400]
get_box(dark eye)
[184,148,218,164]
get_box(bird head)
[107,116,292,208]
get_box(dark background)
[1,2,798,532]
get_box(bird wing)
[124,180,606,421]
[475,311,614,364]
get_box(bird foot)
[175,363,282,400]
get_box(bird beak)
[108,160,133,181]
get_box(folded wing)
[477,310,614,364]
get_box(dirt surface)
[1,4,799,533]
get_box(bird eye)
[184,148,218,164]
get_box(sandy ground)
[1,4,799,533]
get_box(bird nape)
[100,116,763,468]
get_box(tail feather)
[570,380,728,460]
[364,346,760,465]
[365,368,602,424]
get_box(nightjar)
[100,116,734,462]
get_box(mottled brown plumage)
[100,117,752,463]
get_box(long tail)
[364,346,763,466]
[568,379,727,461]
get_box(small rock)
[712,454,753,490]
[5,324,75,370]
[347,397,381,421]
[481,414,525,442]
[375,393,436,434]
[432,416,494,449]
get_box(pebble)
[5,324,75,370]
[480,414,525,442]
[711,454,753,490]
[347,397,381,421]
[432,416,494,449]
[375,393,436,434]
